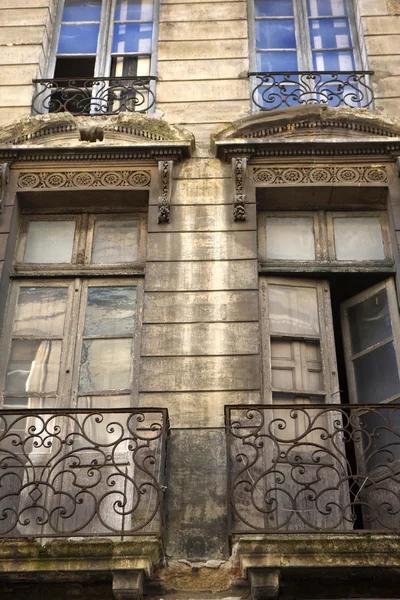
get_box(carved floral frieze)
[17,170,151,190]
[253,165,388,186]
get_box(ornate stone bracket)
[233,157,248,221]
[249,569,280,600]
[112,570,145,600]
[0,163,10,213]
[157,160,173,224]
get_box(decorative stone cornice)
[253,164,388,186]
[17,169,151,190]
[157,160,173,224]
[0,163,10,213]
[211,106,400,162]
[232,157,247,221]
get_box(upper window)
[253,0,360,72]
[50,0,156,80]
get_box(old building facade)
[2,0,400,598]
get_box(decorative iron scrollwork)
[32,77,156,115]
[250,71,374,111]
[158,160,173,224]
[227,403,400,533]
[0,408,168,538]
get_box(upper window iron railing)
[0,407,168,538]
[250,71,374,111]
[226,403,400,534]
[32,76,157,115]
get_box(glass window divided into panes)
[332,216,385,261]
[18,215,142,268]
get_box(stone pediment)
[212,106,400,160]
[0,113,194,161]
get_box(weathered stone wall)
[0,0,57,126]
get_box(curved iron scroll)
[0,408,168,538]
[226,404,400,534]
[32,77,157,115]
[250,71,374,111]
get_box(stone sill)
[0,537,163,579]
[233,533,400,574]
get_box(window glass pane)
[5,340,61,393]
[4,397,56,408]
[266,217,315,260]
[256,20,296,49]
[269,285,320,336]
[347,289,392,355]
[112,23,152,53]
[24,221,76,264]
[255,0,293,17]
[354,342,400,403]
[333,217,385,261]
[256,51,298,71]
[309,19,352,49]
[57,24,100,54]
[13,288,68,337]
[79,339,132,392]
[313,50,355,70]
[307,0,348,17]
[91,220,139,264]
[62,0,102,22]
[84,287,137,336]
[115,0,153,21]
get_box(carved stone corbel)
[249,568,281,600]
[112,570,145,600]
[157,160,173,224]
[232,157,247,221]
[0,163,10,214]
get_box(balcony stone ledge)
[233,533,400,573]
[0,536,163,580]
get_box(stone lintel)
[112,569,145,600]
[234,534,400,575]
[248,568,280,600]
[0,538,162,580]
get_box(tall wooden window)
[0,213,146,411]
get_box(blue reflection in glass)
[62,0,102,22]
[256,51,298,71]
[312,50,355,71]
[309,18,352,49]
[256,20,296,49]
[255,0,293,17]
[115,0,153,21]
[112,23,153,53]
[307,0,348,17]
[58,24,99,53]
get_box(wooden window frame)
[14,212,147,274]
[249,0,362,72]
[258,209,394,272]
[259,276,339,405]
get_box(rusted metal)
[226,404,400,534]
[250,71,374,110]
[0,408,168,538]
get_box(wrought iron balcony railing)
[250,71,374,111]
[32,76,156,115]
[226,404,400,534]
[0,408,168,538]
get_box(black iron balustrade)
[250,71,374,111]
[226,404,400,534]
[32,76,157,115]
[0,407,168,538]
